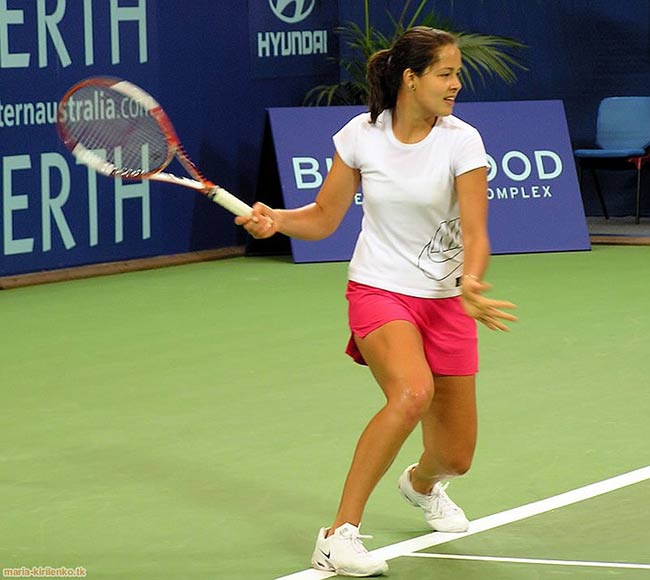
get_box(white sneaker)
[311,523,388,577]
[398,463,469,532]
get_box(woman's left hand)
[461,277,517,331]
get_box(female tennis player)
[237,27,517,577]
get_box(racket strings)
[60,85,170,176]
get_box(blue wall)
[0,1,338,275]
[341,0,650,217]
[1,1,648,276]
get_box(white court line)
[275,465,650,579]
[406,552,650,570]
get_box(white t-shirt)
[333,109,488,298]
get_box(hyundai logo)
[268,0,315,24]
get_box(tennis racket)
[56,76,252,217]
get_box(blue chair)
[574,97,650,224]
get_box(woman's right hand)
[235,202,279,239]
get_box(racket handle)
[207,186,253,217]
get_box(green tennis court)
[368,478,650,579]
[2,245,648,579]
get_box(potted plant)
[305,0,527,106]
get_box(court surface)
[1,245,649,579]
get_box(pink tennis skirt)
[345,281,478,376]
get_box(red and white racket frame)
[57,77,253,217]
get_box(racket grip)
[207,186,253,217]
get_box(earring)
[410,85,416,91]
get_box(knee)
[389,381,435,427]
[441,454,473,478]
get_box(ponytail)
[367,49,400,124]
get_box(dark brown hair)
[367,27,457,123]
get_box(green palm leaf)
[456,33,527,91]
[304,1,527,106]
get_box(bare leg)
[410,374,477,494]
[328,320,435,532]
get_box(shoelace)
[428,482,461,514]
[340,529,373,554]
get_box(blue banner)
[0,0,162,277]
[267,101,591,262]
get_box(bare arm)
[457,167,490,280]
[235,152,360,241]
[457,167,517,331]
